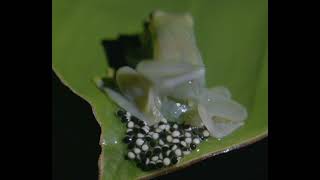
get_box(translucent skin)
[149,11,204,67]
[109,11,247,137]
[139,11,206,98]
[144,11,247,138]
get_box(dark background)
[52,71,268,180]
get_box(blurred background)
[52,71,268,180]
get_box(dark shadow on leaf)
[100,77,118,90]
[98,21,153,93]
[101,21,153,73]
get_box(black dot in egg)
[162,146,169,153]
[149,126,155,132]
[117,110,126,117]
[199,135,205,141]
[148,162,156,170]
[198,127,205,132]
[126,131,135,136]
[191,128,199,135]
[149,140,156,147]
[139,128,148,135]
[158,122,165,126]
[169,144,177,150]
[141,157,148,164]
[156,162,163,169]
[182,147,189,152]
[130,116,139,123]
[190,143,197,150]
[159,132,166,139]
[123,136,136,144]
[146,150,152,158]
[182,124,191,129]
[145,136,152,142]
[132,127,139,134]
[176,143,184,149]
[168,121,174,126]
[137,120,146,127]
[140,152,146,160]
[154,147,161,155]
[171,157,178,164]
[121,117,128,123]
[168,151,176,159]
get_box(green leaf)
[53,0,267,179]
